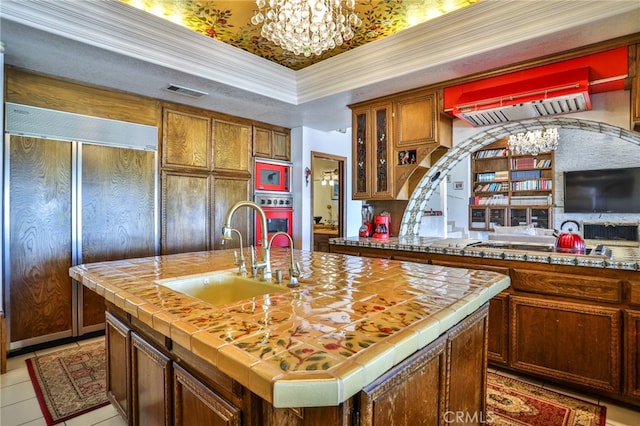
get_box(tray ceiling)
[119,0,479,70]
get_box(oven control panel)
[255,193,293,208]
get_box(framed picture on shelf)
[332,183,339,200]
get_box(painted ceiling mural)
[120,0,479,70]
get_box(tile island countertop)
[69,248,509,408]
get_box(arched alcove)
[399,117,640,237]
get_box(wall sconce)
[305,167,312,187]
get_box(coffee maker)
[372,215,390,239]
[359,204,374,237]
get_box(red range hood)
[444,47,628,127]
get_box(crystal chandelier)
[508,128,559,156]
[251,0,362,57]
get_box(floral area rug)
[487,371,607,426]
[25,341,109,426]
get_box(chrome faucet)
[222,201,271,281]
[268,231,301,288]
[221,227,246,275]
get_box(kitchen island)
[70,248,509,425]
[330,236,640,408]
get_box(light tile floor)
[1,337,638,425]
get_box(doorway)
[311,152,346,252]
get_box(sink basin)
[156,271,284,306]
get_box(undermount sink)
[156,270,285,306]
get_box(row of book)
[511,169,542,180]
[474,148,508,159]
[511,179,552,191]
[511,158,552,169]
[470,195,509,206]
[473,182,509,192]
[511,195,553,205]
[476,170,509,182]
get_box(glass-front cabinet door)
[469,207,487,230]
[509,208,528,227]
[371,103,393,199]
[470,207,507,230]
[507,207,552,228]
[530,208,550,229]
[488,208,506,229]
[352,108,370,199]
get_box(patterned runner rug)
[25,341,109,426]
[25,340,607,426]
[487,371,607,426]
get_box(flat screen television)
[563,167,640,213]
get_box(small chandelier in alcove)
[508,128,559,156]
[321,169,338,186]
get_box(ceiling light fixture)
[508,128,559,156]
[251,0,362,57]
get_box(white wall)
[291,126,362,250]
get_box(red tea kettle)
[554,220,585,254]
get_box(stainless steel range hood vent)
[451,67,592,127]
[456,92,590,127]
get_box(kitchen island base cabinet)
[361,303,489,426]
[105,312,131,424]
[132,333,172,426]
[105,303,490,426]
[174,364,241,426]
[625,310,640,399]
[510,296,621,394]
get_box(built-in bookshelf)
[469,140,554,231]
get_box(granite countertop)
[69,248,509,408]
[330,236,640,271]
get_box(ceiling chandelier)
[251,0,362,57]
[321,169,338,186]
[508,128,559,156]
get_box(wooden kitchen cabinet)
[487,293,509,366]
[163,107,212,171]
[161,171,211,254]
[349,89,451,201]
[212,176,252,250]
[624,309,640,399]
[105,312,132,424]
[509,295,621,393]
[361,304,488,426]
[351,102,393,200]
[213,119,251,173]
[253,125,291,161]
[173,364,242,426]
[132,332,173,426]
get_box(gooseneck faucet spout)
[221,228,246,276]
[222,201,271,281]
[268,231,300,288]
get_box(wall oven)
[255,192,293,247]
[255,159,291,192]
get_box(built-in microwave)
[255,159,291,192]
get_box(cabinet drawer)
[511,268,622,303]
[431,260,509,275]
[629,280,640,306]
